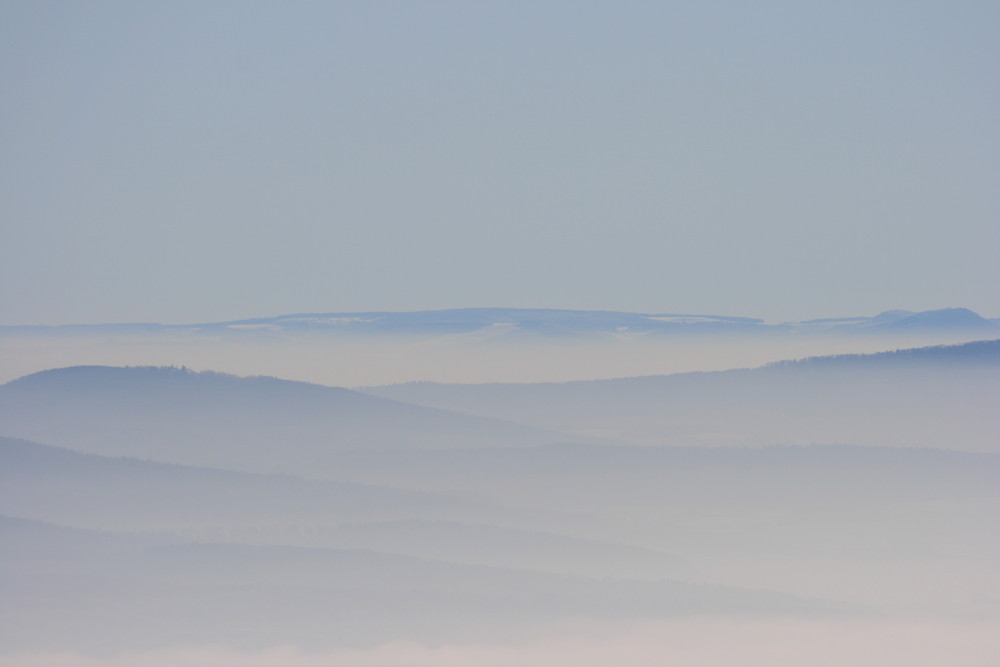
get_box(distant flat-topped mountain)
[2,306,995,339]
[0,308,765,337]
[0,366,575,474]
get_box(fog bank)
[1,330,992,387]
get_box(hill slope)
[0,515,838,653]
[0,366,576,474]
[362,339,1000,450]
[0,436,507,531]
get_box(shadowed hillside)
[363,339,1000,450]
[0,366,577,474]
[0,515,843,653]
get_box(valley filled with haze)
[2,309,999,665]
[2,1,998,664]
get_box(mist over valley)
[2,328,998,661]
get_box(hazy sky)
[2,1,998,325]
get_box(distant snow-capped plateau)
[1,306,996,338]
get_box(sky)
[1,1,998,325]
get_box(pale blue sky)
[2,1,998,325]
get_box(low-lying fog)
[0,327,992,387]
[1,326,998,665]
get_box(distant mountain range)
[2,306,996,338]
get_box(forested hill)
[764,338,1000,370]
